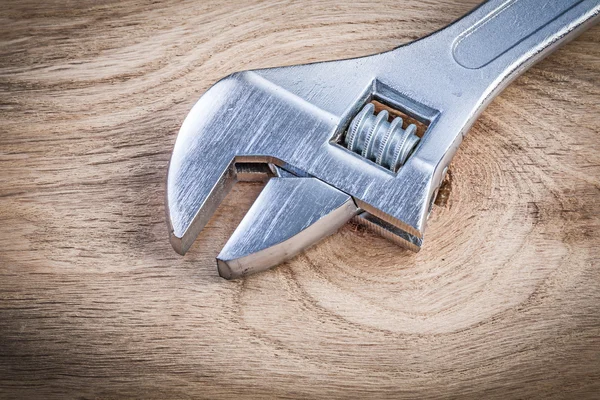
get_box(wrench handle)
[448,0,599,80]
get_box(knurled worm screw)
[344,103,420,172]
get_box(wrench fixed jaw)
[166,68,435,252]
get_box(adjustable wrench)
[166,0,599,279]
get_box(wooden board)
[1,1,599,398]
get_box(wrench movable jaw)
[216,177,358,279]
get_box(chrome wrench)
[166,0,600,279]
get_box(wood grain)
[1,1,599,398]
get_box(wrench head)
[166,38,472,275]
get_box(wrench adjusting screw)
[344,103,420,172]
